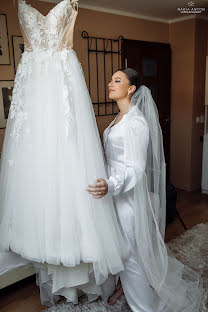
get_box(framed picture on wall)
[0,80,14,129]
[12,36,24,73]
[0,14,10,65]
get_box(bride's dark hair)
[118,68,141,92]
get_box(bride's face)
[108,71,130,101]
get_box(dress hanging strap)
[71,0,78,12]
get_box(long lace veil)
[131,85,166,237]
[128,85,203,311]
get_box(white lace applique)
[18,3,43,49]
[18,0,74,51]
[10,53,31,142]
[60,49,75,137]
[9,0,78,142]
[48,4,74,50]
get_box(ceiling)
[40,0,208,23]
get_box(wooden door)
[122,39,171,179]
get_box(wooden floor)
[0,190,208,312]
[165,190,208,241]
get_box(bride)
[88,68,203,312]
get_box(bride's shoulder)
[127,114,148,131]
[124,115,149,141]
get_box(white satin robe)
[103,105,154,312]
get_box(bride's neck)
[116,98,131,115]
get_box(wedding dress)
[0,0,126,305]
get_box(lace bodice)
[18,0,78,52]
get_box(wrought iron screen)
[82,31,123,116]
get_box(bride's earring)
[128,90,131,96]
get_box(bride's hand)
[87,178,108,199]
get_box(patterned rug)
[46,223,208,312]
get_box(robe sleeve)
[106,116,149,196]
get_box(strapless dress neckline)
[19,0,77,18]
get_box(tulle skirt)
[0,49,126,303]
